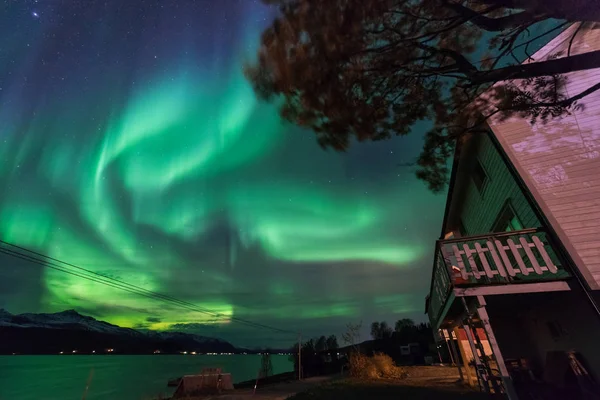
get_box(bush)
[348,352,407,380]
[371,353,395,377]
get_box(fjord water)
[0,355,293,400]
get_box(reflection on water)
[0,355,292,400]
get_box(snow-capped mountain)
[0,309,237,354]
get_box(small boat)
[170,368,235,398]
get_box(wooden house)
[425,23,600,399]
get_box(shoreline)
[167,371,296,389]
[234,371,296,389]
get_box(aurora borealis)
[0,0,445,347]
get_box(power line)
[0,244,294,334]
[0,240,296,335]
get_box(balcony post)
[462,321,487,392]
[476,296,519,400]
[445,328,464,381]
[453,326,475,387]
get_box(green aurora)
[0,1,445,347]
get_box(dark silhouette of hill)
[0,309,237,355]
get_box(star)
[0,0,443,351]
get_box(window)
[493,201,524,233]
[472,159,488,194]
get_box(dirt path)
[175,367,499,400]
[198,376,332,400]
[286,367,503,400]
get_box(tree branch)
[442,2,543,31]
[507,22,569,58]
[516,81,600,109]
[480,0,600,22]
[471,49,600,84]
[417,43,478,75]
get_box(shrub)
[348,352,407,380]
[371,353,395,377]
[348,352,369,378]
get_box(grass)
[153,365,503,399]
[287,379,491,399]
[288,366,503,400]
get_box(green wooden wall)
[460,133,540,235]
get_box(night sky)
[0,0,445,348]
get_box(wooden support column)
[453,326,474,387]
[442,329,456,365]
[462,322,486,392]
[445,328,463,382]
[476,296,519,400]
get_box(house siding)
[459,133,540,236]
[489,23,600,289]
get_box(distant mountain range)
[0,309,238,355]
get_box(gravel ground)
[286,366,504,400]
[165,366,504,400]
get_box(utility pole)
[298,332,302,380]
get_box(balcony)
[427,228,571,329]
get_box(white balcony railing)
[427,228,571,328]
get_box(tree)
[260,353,273,378]
[380,321,394,339]
[303,338,316,353]
[315,335,328,352]
[341,321,362,350]
[371,320,394,340]
[370,321,381,340]
[395,318,416,333]
[246,0,600,192]
[326,334,339,350]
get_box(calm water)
[0,355,293,400]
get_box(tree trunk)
[471,49,600,84]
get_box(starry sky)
[0,0,446,348]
